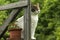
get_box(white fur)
[15,9,40,39]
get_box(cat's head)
[31,3,40,15]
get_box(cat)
[15,3,40,39]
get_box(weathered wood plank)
[24,0,31,40]
[0,8,22,39]
[0,1,27,10]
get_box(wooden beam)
[24,0,31,40]
[0,8,22,39]
[0,1,27,10]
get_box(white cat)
[15,3,40,39]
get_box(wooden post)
[24,0,31,40]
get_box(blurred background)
[0,0,60,40]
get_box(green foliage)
[0,0,10,26]
[0,11,8,25]
[35,0,60,40]
[0,0,60,40]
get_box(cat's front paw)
[31,37,36,40]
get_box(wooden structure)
[0,0,31,40]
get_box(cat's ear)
[36,3,40,9]
[36,3,39,6]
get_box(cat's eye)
[31,6,38,12]
[31,9,35,12]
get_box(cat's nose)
[38,10,40,13]
[35,10,40,13]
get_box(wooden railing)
[0,1,27,10]
[0,0,31,40]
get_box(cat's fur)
[15,3,40,39]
